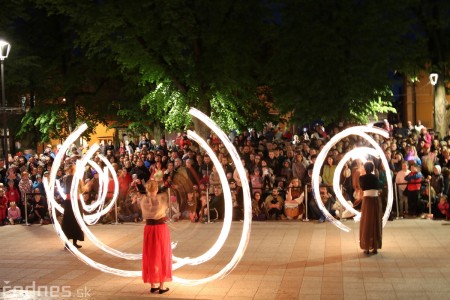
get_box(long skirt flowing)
[359,196,382,250]
[142,224,172,284]
[61,200,84,241]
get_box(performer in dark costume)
[61,164,84,249]
[359,161,382,255]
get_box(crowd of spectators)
[0,119,449,226]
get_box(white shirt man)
[395,162,410,217]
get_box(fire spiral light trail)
[43,109,252,285]
[311,126,393,232]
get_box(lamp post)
[429,73,438,132]
[0,40,11,167]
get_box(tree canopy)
[0,0,448,145]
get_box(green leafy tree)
[0,1,136,145]
[36,0,281,136]
[264,0,415,124]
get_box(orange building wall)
[405,71,449,129]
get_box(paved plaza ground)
[1,218,450,300]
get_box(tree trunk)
[153,120,162,142]
[66,96,77,134]
[191,98,212,140]
[435,80,447,138]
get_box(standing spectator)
[0,188,7,225]
[5,167,19,187]
[250,168,263,196]
[105,140,115,156]
[429,165,444,198]
[185,159,201,187]
[322,156,336,187]
[292,152,307,182]
[405,163,424,217]
[359,161,382,255]
[19,171,33,218]
[0,159,6,185]
[131,159,151,182]
[395,162,410,218]
[32,174,45,195]
[5,179,20,207]
[138,136,150,150]
[118,167,132,204]
[279,159,293,184]
[351,159,364,208]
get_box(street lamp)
[0,40,11,166]
[430,72,438,132]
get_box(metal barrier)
[395,180,432,219]
[22,192,45,226]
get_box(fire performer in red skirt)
[137,179,172,294]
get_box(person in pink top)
[7,201,22,225]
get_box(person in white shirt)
[395,161,410,218]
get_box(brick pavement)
[1,218,450,299]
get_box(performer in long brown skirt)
[359,161,382,255]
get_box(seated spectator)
[208,166,221,195]
[279,159,293,183]
[264,188,284,220]
[118,191,140,223]
[230,180,243,221]
[436,195,450,219]
[31,190,48,225]
[198,191,208,222]
[186,192,198,222]
[7,201,22,225]
[260,159,275,192]
[252,191,266,221]
[250,168,263,196]
[209,186,225,220]
[310,185,337,222]
[169,195,181,221]
[284,177,304,220]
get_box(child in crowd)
[436,195,450,219]
[7,201,22,225]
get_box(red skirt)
[142,223,173,283]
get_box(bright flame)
[43,108,252,285]
[312,126,393,232]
